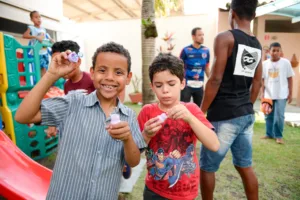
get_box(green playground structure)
[0,32,64,160]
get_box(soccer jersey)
[180,45,210,89]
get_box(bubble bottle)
[68,52,83,63]
[158,113,167,122]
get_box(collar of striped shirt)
[84,91,129,116]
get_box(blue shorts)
[200,114,255,172]
[40,54,49,69]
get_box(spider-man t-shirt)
[138,102,214,200]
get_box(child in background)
[15,42,146,199]
[51,40,95,95]
[263,46,271,61]
[23,11,54,76]
[138,53,219,200]
[261,42,294,144]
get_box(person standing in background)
[261,42,294,144]
[180,27,210,107]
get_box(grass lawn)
[39,103,300,200]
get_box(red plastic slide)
[0,131,52,200]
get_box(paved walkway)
[254,100,300,127]
[119,158,146,193]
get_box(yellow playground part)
[0,32,16,143]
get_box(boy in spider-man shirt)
[138,53,220,200]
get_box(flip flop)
[260,98,273,115]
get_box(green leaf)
[141,18,147,26]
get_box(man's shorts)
[40,54,49,69]
[200,114,255,172]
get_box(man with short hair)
[180,27,210,107]
[200,0,262,199]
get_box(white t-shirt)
[28,25,50,55]
[262,58,295,99]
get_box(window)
[265,20,300,33]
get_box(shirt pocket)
[105,135,124,161]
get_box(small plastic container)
[110,114,121,124]
[68,52,83,63]
[158,113,167,122]
[68,52,79,62]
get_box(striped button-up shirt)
[40,91,146,200]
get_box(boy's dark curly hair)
[30,11,38,19]
[231,0,258,20]
[149,53,184,83]
[270,42,281,49]
[52,40,80,54]
[92,42,131,73]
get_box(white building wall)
[0,0,63,31]
[77,13,218,101]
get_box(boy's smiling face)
[90,52,132,100]
[151,70,185,108]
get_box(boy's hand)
[288,94,293,104]
[45,126,58,138]
[36,35,44,43]
[48,51,77,79]
[169,150,181,159]
[167,104,193,123]
[106,122,131,142]
[143,117,163,138]
[261,103,272,115]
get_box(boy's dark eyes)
[155,83,175,88]
[116,71,124,75]
[97,69,124,75]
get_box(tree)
[141,0,156,105]
[141,0,179,105]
